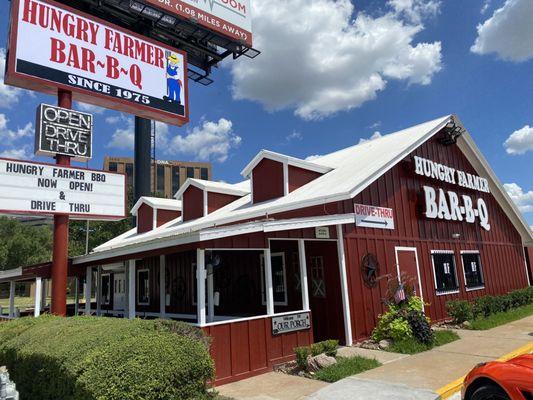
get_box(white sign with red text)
[0,158,126,220]
[6,0,188,125]
[354,204,395,230]
[144,0,253,47]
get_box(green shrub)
[295,346,310,369]
[313,356,380,383]
[0,316,214,400]
[446,300,473,324]
[406,310,434,344]
[321,339,339,357]
[372,296,425,342]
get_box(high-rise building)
[103,156,212,199]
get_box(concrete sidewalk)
[217,315,533,400]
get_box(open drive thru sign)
[0,158,126,220]
[6,0,189,125]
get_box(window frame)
[136,268,151,306]
[460,250,485,292]
[430,250,460,296]
[260,252,288,306]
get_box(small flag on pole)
[394,284,406,304]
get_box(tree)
[0,217,53,271]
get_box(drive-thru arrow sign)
[354,204,395,230]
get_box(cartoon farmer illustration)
[163,52,182,105]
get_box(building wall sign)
[413,156,491,231]
[35,104,93,161]
[315,226,330,239]
[354,204,395,230]
[6,0,189,126]
[143,0,253,47]
[272,312,311,335]
[0,158,126,220]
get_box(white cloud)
[108,116,134,150]
[0,145,33,160]
[229,0,442,120]
[368,121,382,129]
[305,154,323,161]
[388,0,441,24]
[168,118,241,162]
[0,48,24,108]
[358,131,383,144]
[286,130,303,142]
[0,114,33,144]
[105,115,122,124]
[504,183,533,213]
[76,102,106,114]
[481,0,492,14]
[471,0,533,62]
[503,125,533,155]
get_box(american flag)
[394,284,406,304]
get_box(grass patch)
[313,356,381,383]
[468,303,533,330]
[387,330,460,354]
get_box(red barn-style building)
[2,115,532,385]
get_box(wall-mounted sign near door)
[35,104,93,161]
[354,204,395,230]
[272,312,311,335]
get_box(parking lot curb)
[435,341,533,399]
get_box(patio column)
[8,281,15,318]
[85,267,92,315]
[74,277,79,316]
[336,224,353,346]
[263,248,274,316]
[41,279,47,312]
[34,277,42,317]
[298,240,310,310]
[196,249,206,326]
[207,264,214,323]
[127,260,136,319]
[96,266,102,316]
[159,255,166,318]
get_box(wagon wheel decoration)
[361,253,380,288]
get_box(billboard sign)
[35,104,93,161]
[6,0,189,126]
[0,158,126,220]
[354,204,395,230]
[143,0,253,47]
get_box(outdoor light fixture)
[441,118,466,145]
[452,233,461,239]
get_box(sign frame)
[6,0,190,126]
[35,103,93,162]
[0,157,127,220]
[271,311,311,335]
[354,203,395,230]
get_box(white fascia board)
[131,197,182,215]
[175,179,248,200]
[0,268,23,281]
[263,214,355,232]
[241,150,333,178]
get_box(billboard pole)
[134,117,152,208]
[51,89,72,316]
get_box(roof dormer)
[175,179,249,222]
[131,197,182,234]
[241,150,332,204]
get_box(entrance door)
[113,273,126,311]
[395,247,423,301]
[305,241,345,344]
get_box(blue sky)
[0,0,532,225]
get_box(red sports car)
[462,354,533,400]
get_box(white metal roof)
[131,197,182,216]
[174,178,250,200]
[74,114,533,264]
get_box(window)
[431,251,459,295]
[200,167,209,180]
[108,162,118,172]
[187,167,195,178]
[101,274,111,305]
[157,165,165,193]
[172,166,180,195]
[125,163,133,186]
[260,253,288,306]
[137,269,150,305]
[310,256,326,298]
[462,251,485,290]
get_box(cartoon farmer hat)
[168,53,179,63]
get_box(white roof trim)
[0,268,23,280]
[241,150,333,178]
[131,197,182,216]
[174,178,250,200]
[73,214,354,265]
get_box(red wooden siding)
[137,204,153,234]
[203,315,313,385]
[156,209,181,227]
[183,185,204,221]
[335,134,529,340]
[288,165,323,193]
[165,251,196,316]
[252,158,284,203]
[208,192,241,214]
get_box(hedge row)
[0,316,214,400]
[446,286,533,324]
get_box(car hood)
[507,354,533,370]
